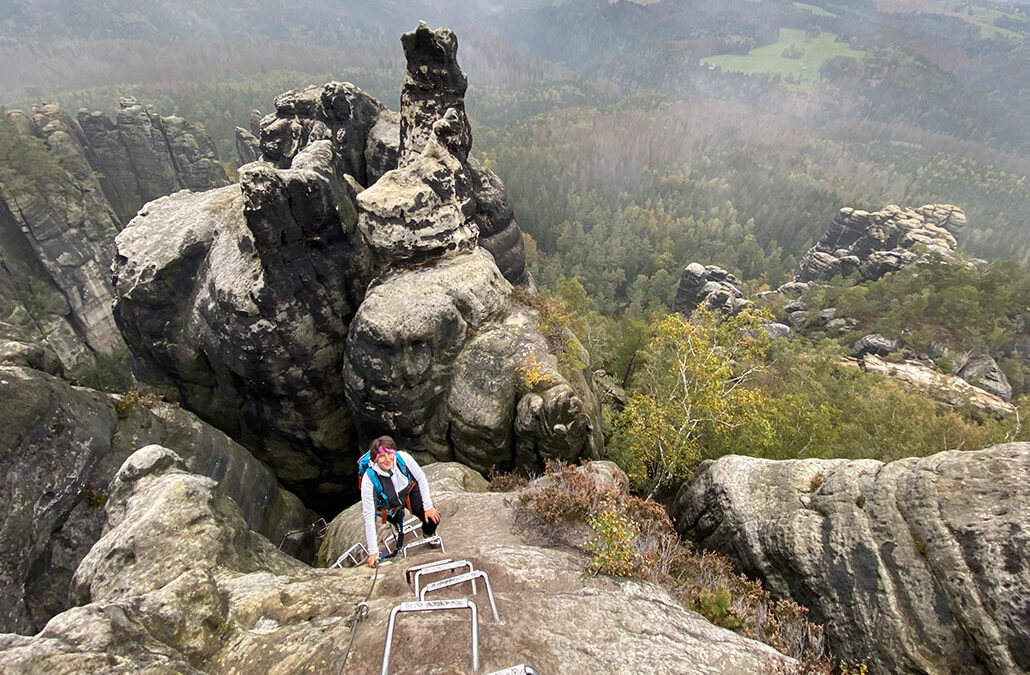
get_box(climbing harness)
[334,561,380,675]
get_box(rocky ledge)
[673,444,1030,675]
[0,448,797,674]
[797,203,966,283]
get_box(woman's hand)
[367,553,378,568]
[425,507,441,524]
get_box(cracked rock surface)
[673,444,1030,675]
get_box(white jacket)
[361,451,434,555]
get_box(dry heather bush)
[487,467,529,492]
[512,459,832,672]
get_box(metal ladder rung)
[402,535,443,557]
[420,570,499,622]
[411,559,477,598]
[382,599,479,675]
[330,542,369,568]
[404,558,454,587]
[382,518,423,553]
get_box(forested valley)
[4,0,1030,491]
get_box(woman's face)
[375,451,396,471]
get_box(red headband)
[374,445,396,458]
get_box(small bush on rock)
[514,459,831,672]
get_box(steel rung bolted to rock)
[420,570,499,622]
[485,666,539,675]
[381,599,479,675]
[411,559,477,598]
[382,518,423,553]
[331,542,369,568]
[404,558,453,587]
[402,534,444,557]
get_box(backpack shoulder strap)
[395,453,413,481]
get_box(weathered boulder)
[0,363,313,635]
[673,444,1030,675]
[113,139,374,513]
[673,262,748,316]
[234,126,261,165]
[797,204,966,283]
[849,332,902,358]
[256,81,386,186]
[0,320,63,375]
[959,353,1013,402]
[357,109,479,266]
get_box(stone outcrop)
[0,107,126,373]
[849,332,902,358]
[255,82,386,184]
[113,139,374,515]
[0,361,313,636]
[113,24,572,512]
[346,106,601,473]
[673,444,1030,675]
[0,451,795,673]
[796,204,966,283]
[850,354,1015,417]
[77,98,229,224]
[958,353,1013,401]
[234,126,260,165]
[673,262,748,316]
[1,99,229,377]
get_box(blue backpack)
[357,451,414,517]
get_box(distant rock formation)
[673,262,748,316]
[797,204,966,283]
[0,99,228,375]
[0,355,313,635]
[112,24,590,513]
[0,107,126,372]
[674,444,1030,674]
[77,98,229,224]
[849,354,1015,417]
[0,449,793,672]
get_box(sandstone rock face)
[314,462,798,674]
[399,21,471,167]
[234,126,261,165]
[797,204,966,283]
[0,107,126,372]
[256,81,385,185]
[113,25,555,511]
[77,98,229,225]
[0,451,794,674]
[357,110,479,266]
[347,110,601,473]
[113,140,374,513]
[394,22,527,285]
[673,262,749,316]
[673,445,1030,675]
[0,363,312,636]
